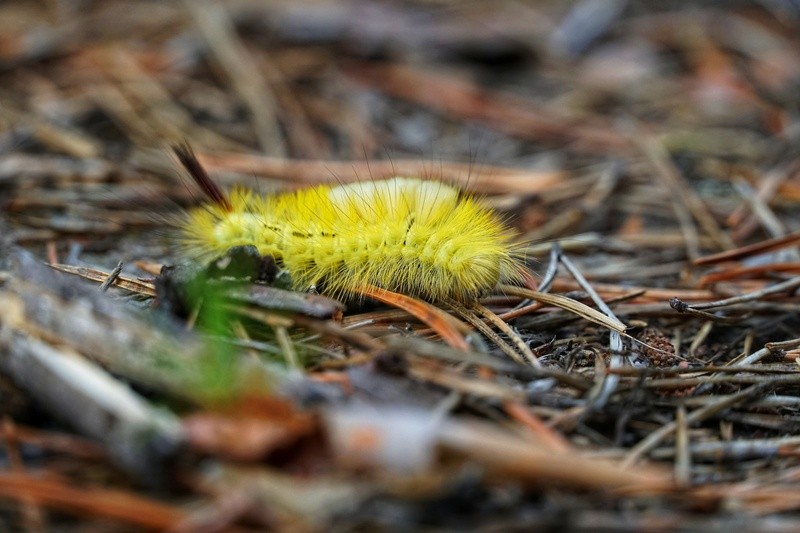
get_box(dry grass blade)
[694,230,800,266]
[0,473,187,529]
[439,419,673,492]
[498,285,628,333]
[471,301,541,367]
[48,263,156,297]
[407,360,525,401]
[504,401,571,453]
[357,285,470,351]
[447,298,526,364]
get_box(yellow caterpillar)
[175,147,524,302]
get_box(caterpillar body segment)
[176,151,523,302]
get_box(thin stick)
[98,261,123,292]
[623,381,776,466]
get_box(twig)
[623,381,781,466]
[670,298,744,325]
[440,419,672,491]
[98,260,123,292]
[694,230,800,266]
[0,326,183,482]
[682,276,800,310]
[0,473,187,529]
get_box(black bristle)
[172,143,233,212]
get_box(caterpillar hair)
[173,146,524,302]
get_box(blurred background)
[3,2,800,531]
[2,0,798,271]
